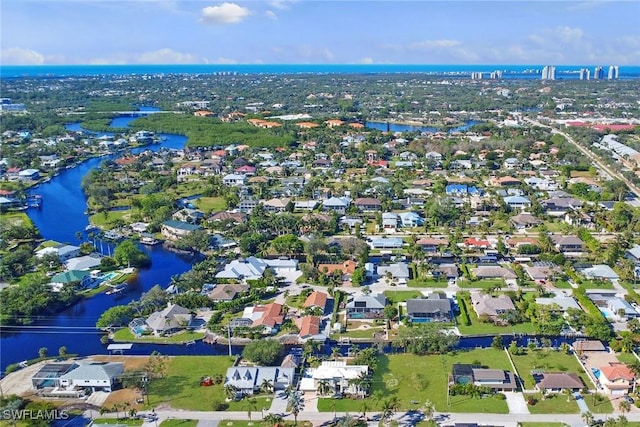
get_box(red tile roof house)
[251,303,285,335]
[464,237,492,250]
[296,316,323,340]
[598,363,636,395]
[303,291,329,314]
[354,198,382,212]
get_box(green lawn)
[519,423,567,427]
[331,327,385,339]
[147,356,235,410]
[113,328,205,344]
[583,392,614,414]
[406,278,448,288]
[219,421,313,427]
[92,419,143,426]
[160,420,198,427]
[510,349,591,390]
[318,350,511,413]
[525,392,579,414]
[614,352,639,365]
[90,210,129,228]
[455,295,535,335]
[194,197,226,213]
[457,279,506,290]
[383,290,423,304]
[553,280,574,289]
[580,280,615,290]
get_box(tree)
[619,399,631,415]
[113,239,151,267]
[38,347,47,359]
[144,351,169,379]
[260,379,274,394]
[242,339,284,365]
[243,397,258,421]
[491,335,503,350]
[422,399,435,421]
[317,379,333,396]
[380,397,400,427]
[58,346,67,357]
[383,305,398,320]
[581,411,594,426]
[288,391,305,426]
[224,384,239,400]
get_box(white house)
[299,361,369,396]
[222,173,246,186]
[58,362,124,392]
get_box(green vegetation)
[92,419,143,426]
[147,356,236,410]
[457,279,506,289]
[242,339,284,366]
[510,348,591,390]
[383,290,423,304]
[113,328,205,344]
[160,420,198,427]
[525,392,579,414]
[318,350,510,413]
[130,115,296,148]
[193,196,226,213]
[584,392,614,414]
[406,278,448,288]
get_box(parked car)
[624,395,634,404]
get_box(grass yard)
[614,352,639,365]
[457,279,506,290]
[160,421,198,427]
[113,328,205,344]
[518,423,567,427]
[583,392,614,414]
[510,349,589,391]
[0,211,33,228]
[219,421,313,427]
[383,290,423,304]
[406,278,448,288]
[553,280,574,289]
[92,419,143,426]
[90,210,130,228]
[455,294,535,335]
[194,196,226,213]
[579,280,615,290]
[525,392,579,414]
[318,350,511,413]
[147,356,235,410]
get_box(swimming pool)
[591,367,601,379]
[100,272,119,281]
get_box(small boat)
[106,285,125,295]
[140,236,160,245]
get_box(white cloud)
[213,56,238,64]
[554,26,584,44]
[410,39,461,50]
[269,1,297,10]
[359,57,374,64]
[0,47,45,65]
[201,2,250,24]
[136,48,199,64]
[265,10,278,19]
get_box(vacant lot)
[510,349,589,390]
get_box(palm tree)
[260,379,274,394]
[619,399,631,415]
[224,384,239,400]
[581,411,594,426]
[359,400,369,419]
[380,398,398,427]
[422,399,435,421]
[288,391,305,426]
[330,347,341,361]
[243,397,258,422]
[316,380,333,397]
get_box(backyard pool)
[100,271,119,281]
[591,367,601,379]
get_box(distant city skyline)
[1,0,639,66]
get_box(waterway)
[365,119,482,133]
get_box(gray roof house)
[473,266,517,280]
[406,293,452,323]
[346,293,387,319]
[377,262,410,282]
[470,292,516,318]
[146,304,193,335]
[58,362,124,392]
[224,366,295,396]
[322,197,351,214]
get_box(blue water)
[592,367,601,379]
[2,64,640,79]
[366,119,482,133]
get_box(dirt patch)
[90,355,151,371]
[102,388,145,410]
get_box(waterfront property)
[299,361,368,396]
[345,293,387,319]
[451,363,517,392]
[31,362,124,393]
[224,366,295,396]
[405,293,453,323]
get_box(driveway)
[504,392,529,414]
[268,391,289,415]
[573,392,589,413]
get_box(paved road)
[93,408,633,427]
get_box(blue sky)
[1,0,639,65]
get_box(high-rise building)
[490,70,503,79]
[608,65,619,80]
[593,66,604,79]
[471,72,483,80]
[579,68,590,80]
[541,65,556,80]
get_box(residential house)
[535,296,582,314]
[58,362,125,392]
[146,304,193,335]
[263,197,291,213]
[294,200,318,211]
[510,213,542,230]
[215,257,270,281]
[552,235,585,255]
[464,238,491,250]
[49,270,96,291]
[36,244,81,262]
[346,293,387,319]
[626,245,640,265]
[18,168,40,181]
[172,208,205,224]
[406,293,453,323]
[398,212,424,227]
[598,363,636,395]
[534,372,584,393]
[470,292,516,319]
[238,198,259,213]
[161,220,201,240]
[588,293,639,320]
[503,195,531,210]
[542,197,583,216]
[472,266,517,281]
[303,291,329,314]
[369,237,404,250]
[452,364,517,392]
[354,197,382,212]
[222,173,246,187]
[65,255,102,271]
[416,238,449,253]
[244,303,285,334]
[208,283,249,302]
[322,197,351,214]
[317,260,357,279]
[580,265,620,282]
[299,361,369,396]
[382,212,399,231]
[524,264,562,283]
[296,316,325,341]
[377,262,410,283]
[224,366,295,396]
